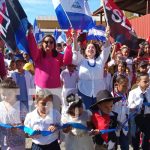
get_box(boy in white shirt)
[128,72,150,150]
[24,89,61,150]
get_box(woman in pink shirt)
[27,30,64,89]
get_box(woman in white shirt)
[72,28,111,109]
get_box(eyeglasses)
[43,40,54,45]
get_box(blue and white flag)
[57,31,66,43]
[33,19,45,43]
[87,25,106,42]
[52,0,94,30]
[53,28,60,40]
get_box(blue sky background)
[19,0,101,24]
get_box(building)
[36,15,103,34]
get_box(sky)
[19,0,101,24]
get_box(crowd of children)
[0,28,150,150]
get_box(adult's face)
[42,36,55,53]
[85,43,96,59]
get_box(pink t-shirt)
[27,32,63,88]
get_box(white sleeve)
[128,91,136,109]
[24,113,32,128]
[72,50,84,65]
[97,44,111,65]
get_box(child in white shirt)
[128,72,150,150]
[62,93,94,150]
[60,64,78,113]
[0,78,26,150]
[24,89,61,150]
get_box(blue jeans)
[78,90,96,109]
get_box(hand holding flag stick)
[105,26,110,39]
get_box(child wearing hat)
[24,89,61,150]
[61,93,94,150]
[90,90,121,150]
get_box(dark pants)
[132,129,141,150]
[117,130,129,150]
[31,140,60,150]
[133,114,150,150]
[78,90,96,109]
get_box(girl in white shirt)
[24,89,61,150]
[62,93,94,150]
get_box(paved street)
[26,138,133,150]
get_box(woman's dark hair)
[41,34,58,58]
[84,41,101,59]
[66,93,83,115]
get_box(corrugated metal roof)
[130,14,150,39]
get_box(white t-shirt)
[24,108,61,145]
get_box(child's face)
[122,48,129,57]
[36,97,52,114]
[16,60,24,71]
[117,79,128,93]
[98,101,113,114]
[70,106,83,117]
[118,63,125,73]
[0,88,19,103]
[67,65,76,72]
[115,53,123,64]
[138,75,149,91]
[139,65,148,73]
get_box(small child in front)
[0,78,26,150]
[24,89,61,150]
[90,90,121,150]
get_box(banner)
[52,0,94,30]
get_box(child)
[112,75,129,150]
[90,90,121,150]
[112,60,131,90]
[11,58,35,111]
[0,78,26,150]
[62,93,94,150]
[24,89,61,150]
[60,64,78,113]
[128,72,150,150]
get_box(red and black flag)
[0,0,17,50]
[102,0,137,49]
[5,0,30,53]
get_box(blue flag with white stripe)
[33,19,45,43]
[52,0,94,30]
[53,28,60,40]
[87,25,106,42]
[57,31,66,43]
